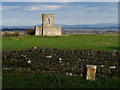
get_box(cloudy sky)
[1,2,118,26]
[2,0,120,2]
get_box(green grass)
[2,33,120,88]
[2,33,119,51]
[3,73,120,88]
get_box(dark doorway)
[47,18,50,24]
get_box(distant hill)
[60,23,118,29]
[1,23,118,31]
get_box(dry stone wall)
[2,48,120,78]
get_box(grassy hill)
[2,33,119,51]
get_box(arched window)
[47,18,50,24]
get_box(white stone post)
[86,65,97,80]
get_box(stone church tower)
[35,14,62,36]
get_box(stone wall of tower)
[35,14,62,36]
[42,14,54,26]
[35,26,42,36]
[43,26,61,36]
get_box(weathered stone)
[100,67,111,74]
[86,65,97,80]
[46,55,52,59]
[42,26,61,36]
[35,14,62,36]
[27,60,31,64]
[58,58,62,61]
[2,48,120,78]
[100,65,104,67]
[35,26,42,36]
[109,66,116,69]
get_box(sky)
[2,0,120,2]
[1,2,118,26]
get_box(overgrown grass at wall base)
[3,73,120,88]
[2,33,119,51]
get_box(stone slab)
[86,65,97,80]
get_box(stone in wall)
[86,65,97,80]
[2,48,120,78]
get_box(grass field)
[2,33,119,51]
[3,73,120,88]
[2,33,120,88]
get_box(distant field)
[2,33,119,51]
